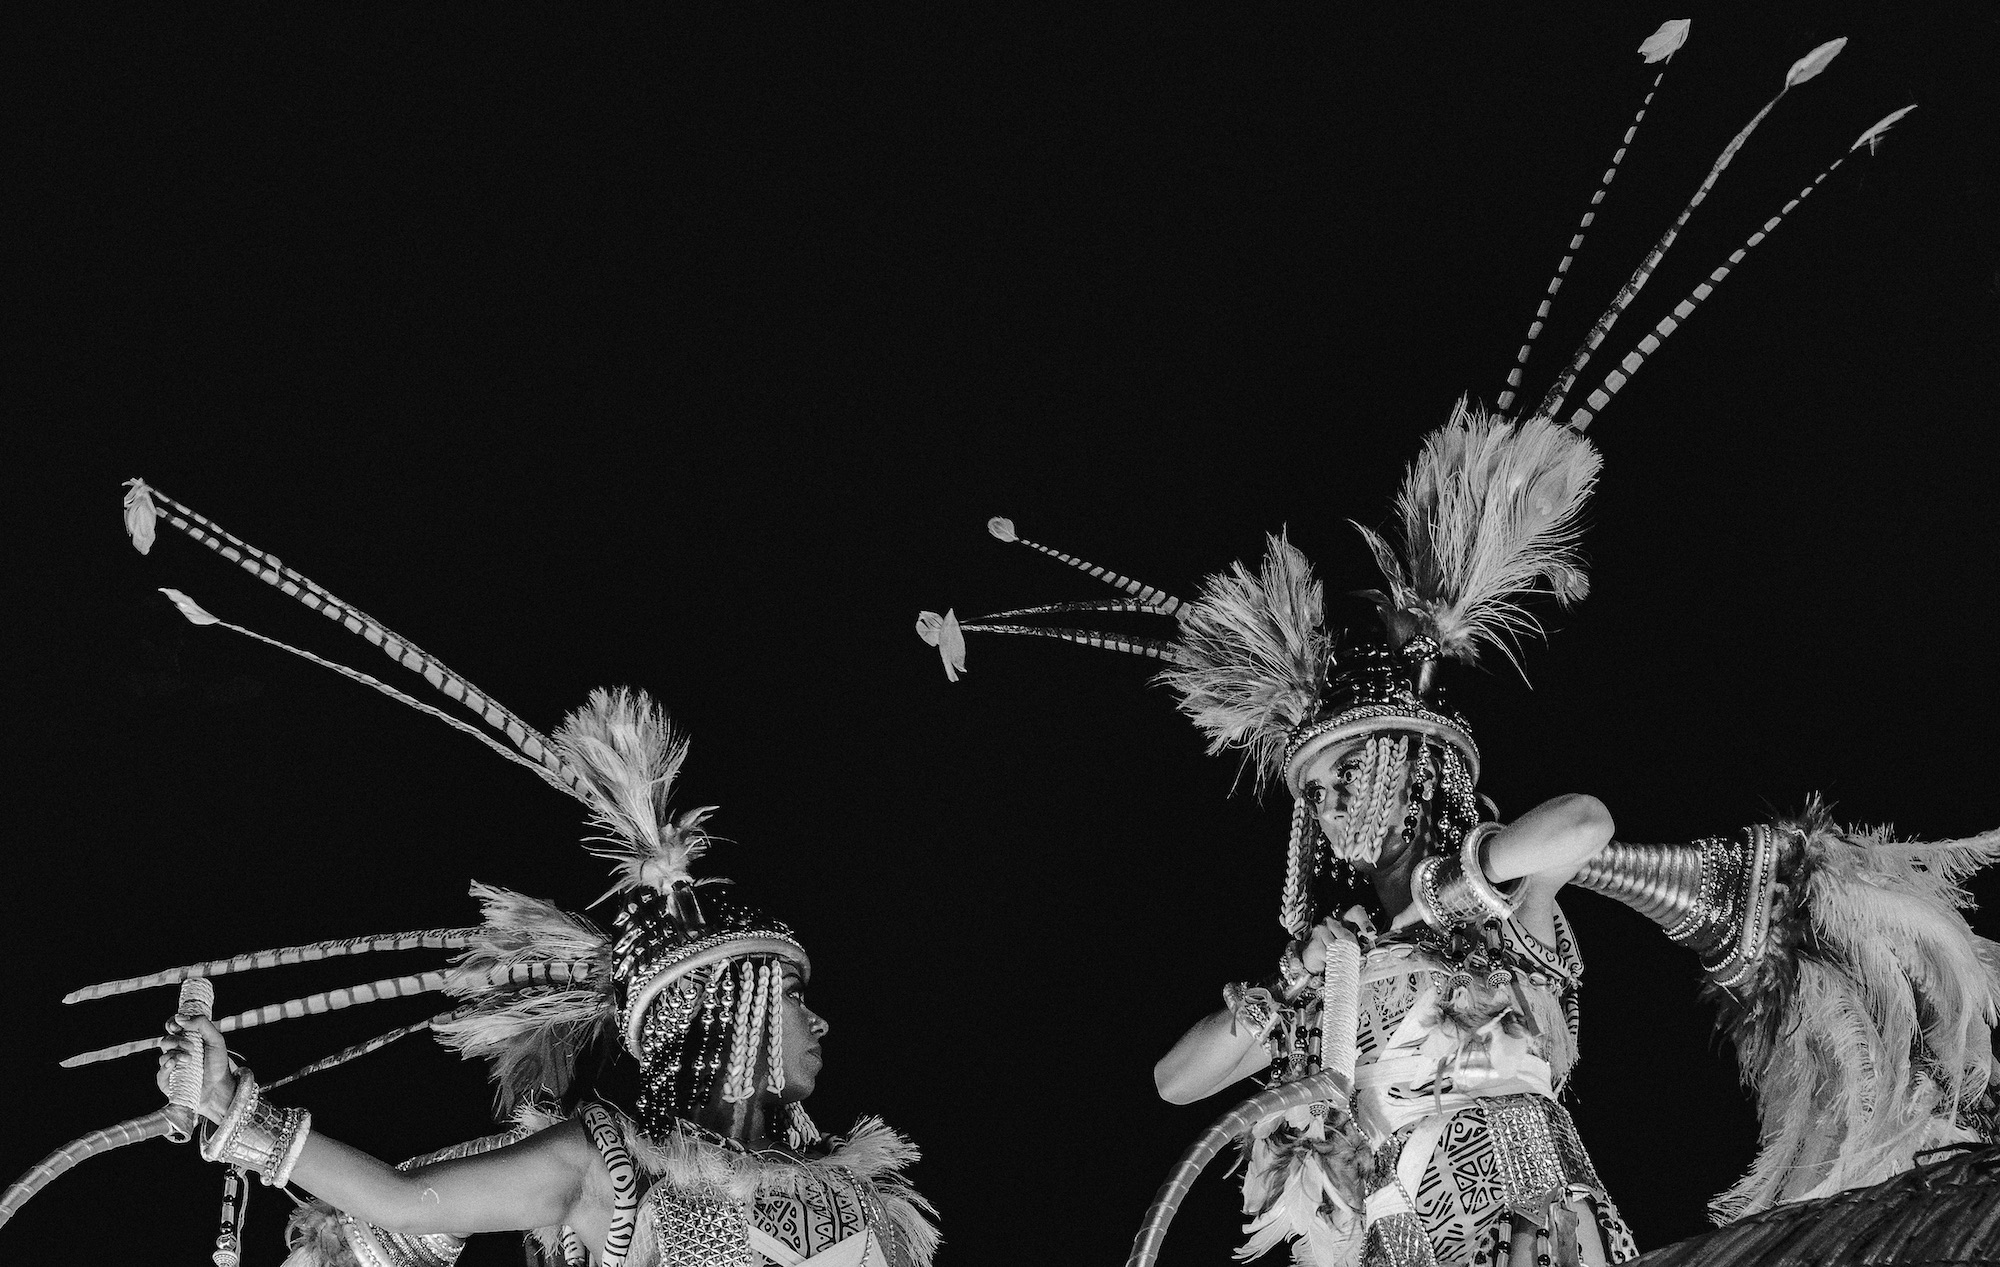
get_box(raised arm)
[1392,793,1615,946]
[163,1014,604,1242]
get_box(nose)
[808,1009,830,1040]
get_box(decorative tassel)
[721,962,764,1103]
[786,1102,823,1149]
[1279,797,1315,936]
[765,964,787,1096]
[212,1166,248,1267]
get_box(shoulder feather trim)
[514,1104,940,1267]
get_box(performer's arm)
[162,1015,605,1241]
[1153,917,1350,1104]
[1154,1007,1270,1105]
[1392,793,1614,945]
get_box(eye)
[1303,783,1325,809]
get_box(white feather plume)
[552,687,714,896]
[431,883,614,1115]
[1159,533,1328,788]
[1707,804,2000,1221]
[1355,401,1601,667]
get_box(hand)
[1388,902,1425,933]
[1297,914,1358,975]
[156,1014,238,1124]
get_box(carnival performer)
[915,22,1997,1267]
[0,483,938,1267]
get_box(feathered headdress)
[27,490,813,1157]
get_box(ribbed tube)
[1571,841,1706,928]
[1125,1068,1351,1267]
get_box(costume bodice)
[1351,907,1583,1142]
[644,1162,904,1267]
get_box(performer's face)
[1295,736,1416,871]
[773,963,830,1100]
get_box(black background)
[9,3,2000,1264]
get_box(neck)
[694,1089,788,1151]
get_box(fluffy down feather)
[1160,533,1327,790]
[1235,1105,1369,1265]
[278,1203,355,1267]
[1706,800,2000,1222]
[1355,402,1600,668]
[553,687,714,896]
[432,883,614,1115]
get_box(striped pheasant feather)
[64,929,480,1003]
[1499,18,1688,413]
[122,480,584,797]
[60,962,598,1067]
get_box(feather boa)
[517,1104,941,1267]
[1706,799,2000,1221]
[1355,402,1600,669]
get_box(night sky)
[10,5,2000,1264]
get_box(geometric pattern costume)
[917,21,1994,1267]
[0,487,939,1267]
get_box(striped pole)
[1499,20,1688,413]
[1125,1068,1354,1267]
[0,1109,177,1231]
